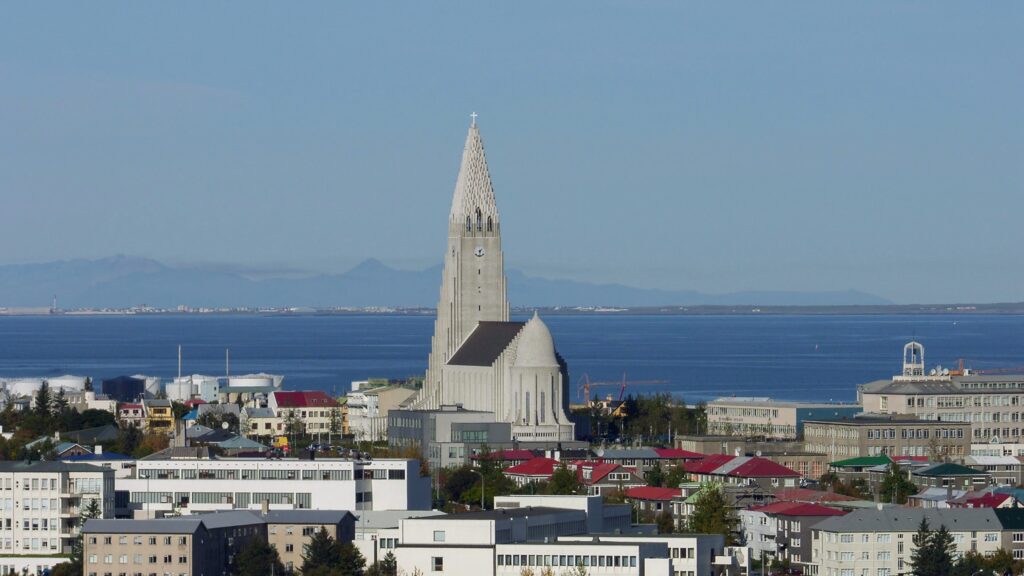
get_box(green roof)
[830,455,892,468]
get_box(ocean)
[0,314,1021,403]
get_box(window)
[877,534,892,543]
[985,533,998,542]
[433,531,445,542]
[431,557,443,572]
[285,545,293,553]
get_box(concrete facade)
[707,398,861,440]
[803,416,971,462]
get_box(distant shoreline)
[3,302,1024,317]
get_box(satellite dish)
[596,447,605,458]
[942,368,950,376]
[221,422,229,430]
[929,369,937,376]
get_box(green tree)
[879,463,918,504]
[372,551,397,576]
[302,527,342,573]
[645,462,664,487]
[929,525,956,576]
[547,463,582,495]
[663,464,687,489]
[909,519,956,576]
[34,382,52,416]
[232,536,285,576]
[54,388,70,414]
[116,425,144,455]
[909,518,933,576]
[687,484,737,544]
[337,542,366,576]
[655,509,675,534]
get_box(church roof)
[450,119,499,226]
[514,313,559,368]
[447,321,525,367]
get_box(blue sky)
[1,3,1021,304]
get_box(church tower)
[418,117,510,408]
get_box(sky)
[1,3,1021,304]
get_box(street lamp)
[470,469,485,510]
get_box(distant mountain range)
[0,255,892,308]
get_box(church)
[405,117,576,443]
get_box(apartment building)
[115,457,429,516]
[858,343,1024,445]
[264,510,355,573]
[811,508,1003,576]
[347,386,417,442]
[706,398,861,440]
[0,461,115,559]
[803,416,971,462]
[739,501,847,568]
[964,455,1023,485]
[267,391,343,438]
[83,511,266,576]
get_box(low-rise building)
[964,455,1023,485]
[115,456,430,517]
[118,403,145,429]
[707,397,862,440]
[265,510,356,573]
[812,508,1003,576]
[568,461,646,497]
[241,407,284,439]
[143,399,174,434]
[739,501,847,568]
[803,415,971,462]
[268,391,343,440]
[623,486,681,520]
[347,385,417,442]
[684,455,801,490]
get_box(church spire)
[449,116,499,234]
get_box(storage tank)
[164,379,192,402]
[228,374,276,389]
[133,375,163,398]
[8,379,45,398]
[48,375,88,392]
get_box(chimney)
[946,483,953,502]
[94,445,103,456]
[261,499,269,516]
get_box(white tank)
[8,379,45,397]
[164,380,192,402]
[48,375,87,392]
[228,374,278,389]
[132,375,163,398]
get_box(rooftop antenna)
[225,348,230,379]
[178,345,182,380]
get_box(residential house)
[269,391,343,439]
[143,399,174,434]
[118,403,145,429]
[684,454,801,490]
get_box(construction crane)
[576,372,670,403]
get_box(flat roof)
[708,398,860,409]
[431,507,583,521]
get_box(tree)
[116,425,144,455]
[302,527,342,573]
[645,462,664,487]
[929,525,956,576]
[375,551,397,576]
[655,509,675,534]
[232,537,285,576]
[909,518,933,576]
[687,484,737,544]
[663,464,687,489]
[910,519,957,576]
[547,463,581,495]
[34,382,52,416]
[879,463,918,504]
[337,542,366,576]
[54,388,69,414]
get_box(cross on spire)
[470,111,478,126]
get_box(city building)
[623,486,681,518]
[268,391,343,440]
[117,403,145,429]
[739,501,847,567]
[142,399,174,434]
[241,406,284,438]
[264,510,356,572]
[811,507,1003,576]
[684,455,801,489]
[0,461,115,570]
[114,457,429,517]
[964,455,1023,485]
[859,341,1024,445]
[404,120,575,443]
[569,461,646,497]
[346,385,417,442]
[803,415,971,462]
[706,398,861,440]
[83,511,266,576]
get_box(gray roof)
[198,403,240,417]
[431,506,584,521]
[264,510,355,524]
[0,461,108,474]
[84,518,205,535]
[144,398,172,407]
[192,511,265,529]
[814,507,1000,533]
[142,446,216,460]
[243,407,276,419]
[64,424,120,445]
[599,448,659,460]
[352,510,447,531]
[447,322,524,367]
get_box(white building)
[114,457,429,517]
[811,507,1002,576]
[0,461,115,571]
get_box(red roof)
[119,403,143,410]
[470,449,535,461]
[750,501,848,517]
[504,457,558,477]
[653,448,704,460]
[771,488,857,503]
[571,461,638,485]
[685,455,800,478]
[272,391,339,408]
[949,492,1015,509]
[184,399,207,408]
[624,486,683,501]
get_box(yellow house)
[143,398,175,434]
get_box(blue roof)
[182,409,199,421]
[62,452,133,462]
